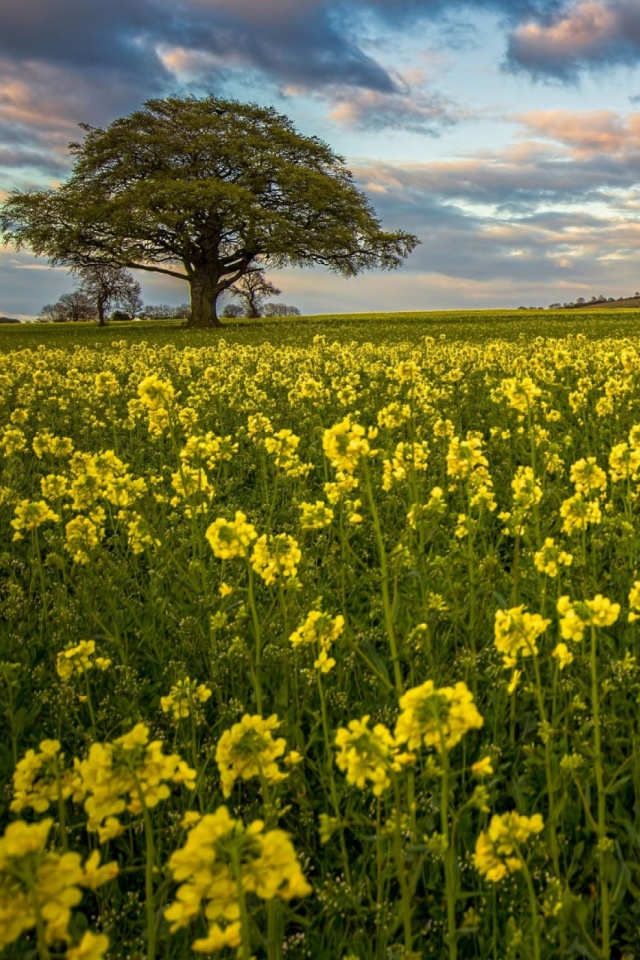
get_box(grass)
[2,309,640,958]
[2,305,640,351]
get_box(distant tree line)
[39,266,300,324]
[548,292,640,309]
[39,265,143,324]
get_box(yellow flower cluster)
[298,500,334,529]
[76,723,196,841]
[251,533,301,585]
[10,499,59,540]
[394,680,483,753]
[446,434,487,480]
[0,818,116,952]
[494,607,550,668]
[165,805,310,954]
[289,609,345,673]
[533,538,573,577]
[501,466,542,535]
[474,811,544,882]
[215,714,291,798]
[205,511,257,559]
[264,428,313,477]
[161,677,212,721]
[11,739,73,814]
[629,581,640,622]
[557,594,620,643]
[137,373,177,435]
[499,376,541,413]
[56,640,112,680]
[381,440,429,491]
[323,417,377,475]
[335,716,413,796]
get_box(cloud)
[513,109,640,156]
[507,0,640,79]
[322,65,464,134]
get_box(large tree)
[0,95,419,329]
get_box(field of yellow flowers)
[3,312,640,959]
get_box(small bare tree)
[228,270,281,318]
[57,291,97,322]
[38,302,67,323]
[71,264,141,326]
[221,304,245,318]
[115,276,144,318]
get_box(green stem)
[316,674,352,887]
[441,751,457,960]
[131,775,157,960]
[520,858,541,960]
[392,775,413,953]
[230,846,252,960]
[362,459,402,694]
[531,653,561,879]
[246,563,264,714]
[590,623,610,959]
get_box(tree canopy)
[0,95,419,328]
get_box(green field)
[2,310,640,959]
[1,306,640,351]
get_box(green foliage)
[2,312,640,957]
[0,96,418,328]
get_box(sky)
[2,0,640,318]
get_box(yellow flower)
[500,376,541,412]
[64,515,102,564]
[165,806,310,954]
[251,533,301,584]
[494,607,550,667]
[215,714,289,797]
[558,594,620,641]
[0,819,116,950]
[10,499,60,540]
[11,739,75,814]
[534,538,573,578]
[629,581,640,621]
[560,493,602,536]
[205,511,257,559]
[471,756,494,778]
[289,609,344,674]
[570,457,607,495]
[323,418,375,474]
[67,930,110,960]
[446,435,488,479]
[586,594,620,626]
[335,715,412,796]
[161,678,212,721]
[56,640,111,681]
[552,643,574,670]
[76,723,196,839]
[395,680,483,753]
[507,670,521,694]
[474,811,544,882]
[298,500,334,529]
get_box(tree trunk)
[186,271,223,328]
[97,295,107,327]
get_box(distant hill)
[580,296,640,309]
[551,296,640,310]
[0,316,20,323]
